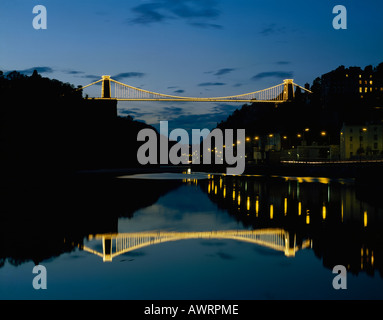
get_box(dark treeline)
[0,70,155,182]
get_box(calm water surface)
[0,172,382,300]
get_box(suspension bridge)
[79,76,312,103]
[81,229,311,262]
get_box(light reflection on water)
[0,173,383,299]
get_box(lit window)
[370,87,373,92]
[359,75,362,78]
[359,87,363,93]
[359,80,362,85]
[365,87,368,93]
[370,80,373,85]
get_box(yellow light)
[215,186,217,195]
[270,204,274,219]
[254,136,259,141]
[321,131,327,136]
[297,134,302,138]
[247,197,250,211]
[322,205,326,220]
[283,136,288,140]
[269,134,274,138]
[232,190,236,201]
[223,187,226,198]
[255,200,259,216]
[305,128,310,132]
[364,211,368,227]
[298,202,302,216]
[306,211,310,224]
[208,183,211,193]
[237,140,241,144]
[362,128,367,132]
[246,137,250,142]
[238,193,241,206]
[284,198,287,215]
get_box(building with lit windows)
[340,124,383,159]
[321,64,383,107]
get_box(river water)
[0,172,382,300]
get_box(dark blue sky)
[1,0,383,131]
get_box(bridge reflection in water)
[82,229,311,262]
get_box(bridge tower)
[101,75,112,99]
[283,79,295,101]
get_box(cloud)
[119,109,152,118]
[14,66,54,75]
[198,82,226,87]
[174,89,185,94]
[64,69,85,75]
[276,61,291,65]
[251,71,293,81]
[214,68,235,76]
[130,0,222,28]
[189,22,222,29]
[80,74,101,82]
[162,106,185,116]
[260,23,286,36]
[112,72,145,81]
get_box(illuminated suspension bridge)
[79,76,312,103]
[81,229,311,262]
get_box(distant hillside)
[216,63,383,144]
